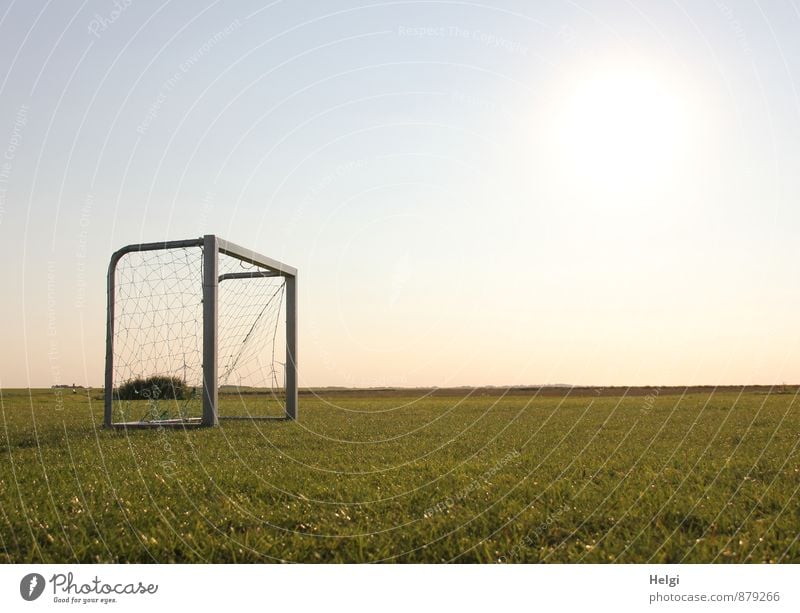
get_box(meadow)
[1,387,798,563]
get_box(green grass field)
[1,388,798,563]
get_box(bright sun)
[554,67,688,189]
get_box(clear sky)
[1,0,799,388]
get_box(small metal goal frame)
[104,234,298,428]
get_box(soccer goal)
[104,235,297,428]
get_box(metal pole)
[202,234,219,426]
[104,258,116,427]
[285,274,298,420]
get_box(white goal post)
[104,234,298,428]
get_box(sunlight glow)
[554,67,689,189]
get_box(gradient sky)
[1,0,799,388]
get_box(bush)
[116,376,188,401]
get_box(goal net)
[104,236,297,427]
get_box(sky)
[1,0,799,389]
